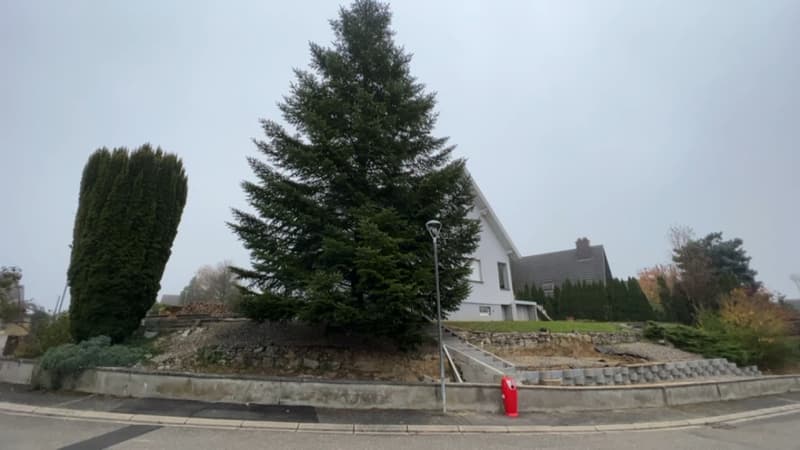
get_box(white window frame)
[497,262,510,290]
[479,305,491,316]
[542,281,555,298]
[469,259,483,283]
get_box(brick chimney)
[575,237,592,260]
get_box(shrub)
[645,296,799,370]
[195,346,224,366]
[644,321,751,364]
[712,289,797,369]
[15,312,73,358]
[39,336,146,388]
[718,289,789,336]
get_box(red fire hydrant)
[501,375,518,417]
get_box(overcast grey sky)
[1,0,798,310]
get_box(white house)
[448,178,539,321]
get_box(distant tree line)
[639,227,762,325]
[516,278,656,322]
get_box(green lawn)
[445,320,624,333]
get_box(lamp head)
[426,220,442,240]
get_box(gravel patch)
[599,342,700,362]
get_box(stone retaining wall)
[142,316,246,332]
[452,329,642,350]
[518,358,761,386]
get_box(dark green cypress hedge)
[515,277,655,322]
[68,145,187,342]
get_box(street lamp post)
[56,244,72,314]
[426,219,447,414]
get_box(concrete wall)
[446,346,505,384]
[2,358,799,413]
[520,384,666,411]
[0,357,35,385]
[63,367,799,413]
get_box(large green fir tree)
[230,0,480,345]
[69,145,187,342]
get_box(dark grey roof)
[511,245,612,291]
[785,299,800,311]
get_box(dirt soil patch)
[490,340,705,370]
[142,320,442,383]
[489,340,647,370]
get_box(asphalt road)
[0,410,798,449]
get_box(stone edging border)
[1,401,798,435]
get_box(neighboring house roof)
[160,294,182,307]
[786,299,800,311]
[469,175,519,259]
[0,323,30,337]
[511,238,612,291]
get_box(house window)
[469,259,483,283]
[542,281,555,298]
[479,305,491,316]
[497,262,509,290]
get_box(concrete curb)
[1,401,798,435]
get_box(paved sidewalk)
[2,381,800,429]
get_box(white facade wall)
[449,209,516,321]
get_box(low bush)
[14,312,73,358]
[707,289,799,369]
[39,336,146,388]
[195,346,224,366]
[644,321,752,365]
[645,302,799,370]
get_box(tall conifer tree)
[230,0,480,345]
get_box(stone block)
[545,370,563,380]
[570,368,584,378]
[523,372,540,385]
